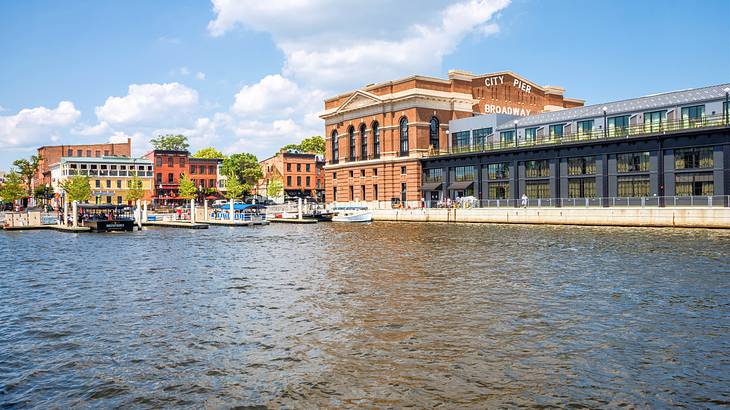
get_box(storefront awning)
[447,181,474,191]
[420,182,443,191]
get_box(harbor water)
[1,223,729,407]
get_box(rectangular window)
[67,149,73,156]
[209,166,215,174]
[576,120,594,137]
[423,168,443,183]
[297,164,301,172]
[200,165,206,174]
[156,173,162,183]
[117,196,122,204]
[675,173,713,196]
[568,178,597,198]
[473,128,491,150]
[525,181,550,198]
[487,163,509,180]
[360,169,365,177]
[548,124,564,139]
[401,183,407,202]
[608,115,630,137]
[333,172,337,180]
[349,170,353,177]
[361,185,365,200]
[306,164,311,172]
[77,149,83,156]
[209,179,215,188]
[643,110,666,133]
[675,147,713,169]
[401,166,406,175]
[681,105,705,127]
[487,181,510,199]
[568,156,596,176]
[524,127,537,142]
[106,180,111,188]
[287,176,292,186]
[156,157,162,167]
[617,175,650,197]
[454,166,476,182]
[373,168,378,176]
[105,150,110,156]
[452,131,470,149]
[287,163,291,172]
[499,130,514,145]
[86,150,91,157]
[168,157,174,167]
[373,184,378,200]
[525,160,550,178]
[116,180,122,188]
[190,166,196,174]
[297,176,301,186]
[333,186,337,201]
[168,173,173,183]
[306,176,310,187]
[350,185,354,201]
[179,158,185,167]
[106,196,112,204]
[617,152,650,173]
[95,180,100,188]
[95,150,101,157]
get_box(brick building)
[319,70,583,206]
[258,150,325,201]
[144,150,189,203]
[35,139,131,189]
[188,157,222,195]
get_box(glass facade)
[576,120,594,136]
[681,105,705,127]
[348,127,356,160]
[617,175,650,197]
[452,131,470,149]
[549,124,563,139]
[525,160,550,178]
[608,115,630,137]
[675,147,713,169]
[360,124,367,159]
[487,163,509,180]
[473,128,491,149]
[500,130,514,145]
[568,178,597,198]
[525,127,537,143]
[488,182,510,199]
[429,117,439,150]
[617,152,650,173]
[423,168,443,183]
[454,166,476,182]
[373,122,380,158]
[568,156,596,176]
[644,110,666,132]
[526,181,550,198]
[675,173,713,196]
[399,118,409,156]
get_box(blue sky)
[1,0,728,170]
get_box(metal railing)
[431,114,729,157]
[424,195,730,209]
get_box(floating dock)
[268,218,318,224]
[203,220,270,226]
[142,221,209,229]
[3,224,91,232]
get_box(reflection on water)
[1,223,729,407]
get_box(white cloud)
[232,74,316,115]
[195,72,206,80]
[95,82,199,127]
[0,101,81,148]
[179,66,191,76]
[72,121,112,136]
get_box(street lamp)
[513,120,519,148]
[724,87,730,125]
[445,130,450,152]
[602,106,608,138]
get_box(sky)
[1,0,728,170]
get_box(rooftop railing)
[430,114,729,157]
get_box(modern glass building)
[422,83,730,206]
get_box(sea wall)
[371,207,730,228]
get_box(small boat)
[78,204,136,232]
[331,206,372,223]
[305,209,334,222]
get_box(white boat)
[331,206,373,223]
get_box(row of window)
[189,165,217,175]
[331,183,408,202]
[68,163,151,171]
[68,148,112,157]
[155,156,188,168]
[286,175,319,188]
[286,163,313,173]
[333,122,381,162]
[93,179,146,189]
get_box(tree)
[224,178,245,200]
[178,174,197,199]
[13,155,42,197]
[126,173,146,203]
[299,135,325,155]
[192,147,224,159]
[0,172,26,203]
[267,177,283,198]
[221,153,262,195]
[150,134,189,151]
[60,175,91,203]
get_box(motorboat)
[331,205,372,223]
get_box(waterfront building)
[421,83,730,205]
[258,150,325,201]
[188,157,223,198]
[144,150,189,204]
[49,156,154,205]
[320,70,583,206]
[35,139,131,189]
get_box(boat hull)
[332,212,373,223]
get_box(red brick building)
[320,70,583,206]
[35,139,131,188]
[188,157,222,194]
[144,150,189,203]
[258,150,325,201]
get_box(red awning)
[205,195,218,200]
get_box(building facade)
[144,150,189,202]
[35,139,132,189]
[188,157,222,195]
[49,156,154,205]
[421,84,730,205]
[320,70,583,206]
[258,150,325,201]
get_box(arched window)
[331,130,339,163]
[429,117,439,151]
[348,126,356,161]
[399,117,409,156]
[360,124,368,159]
[372,122,380,159]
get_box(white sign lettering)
[484,75,504,87]
[513,79,532,93]
[483,104,531,116]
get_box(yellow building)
[50,156,154,205]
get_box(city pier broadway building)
[320,70,584,205]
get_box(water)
[1,223,729,408]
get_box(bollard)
[62,200,68,226]
[142,201,148,222]
[190,199,196,224]
[204,200,208,221]
[229,198,234,222]
[72,201,78,228]
[298,197,303,220]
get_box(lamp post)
[724,87,729,125]
[513,120,519,148]
[602,106,608,138]
[445,130,450,152]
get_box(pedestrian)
[521,194,528,208]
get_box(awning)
[447,181,474,191]
[420,182,443,191]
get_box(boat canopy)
[77,204,132,211]
[212,203,267,211]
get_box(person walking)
[521,194,529,208]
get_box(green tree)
[298,135,325,154]
[192,147,224,159]
[150,134,189,151]
[0,172,26,203]
[178,174,197,199]
[60,175,92,203]
[126,173,146,203]
[221,153,262,195]
[224,178,245,200]
[13,155,42,197]
[267,177,283,198]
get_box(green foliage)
[281,136,325,155]
[267,177,283,198]
[60,175,92,203]
[0,172,26,202]
[126,173,146,202]
[33,185,50,200]
[192,147,224,159]
[151,134,190,151]
[221,153,262,194]
[13,155,41,196]
[177,174,197,199]
[224,178,245,199]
